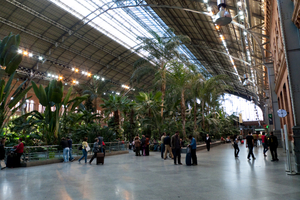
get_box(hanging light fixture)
[214,0,232,26]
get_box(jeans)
[234,147,240,157]
[191,149,197,165]
[270,147,278,160]
[263,143,268,155]
[247,146,255,159]
[161,144,165,158]
[69,148,74,161]
[63,147,69,162]
[79,149,87,163]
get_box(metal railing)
[4,142,129,163]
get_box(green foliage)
[0,33,22,75]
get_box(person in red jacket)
[14,138,24,167]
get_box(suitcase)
[186,147,192,166]
[96,152,104,165]
[6,153,16,168]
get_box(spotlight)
[87,73,91,77]
[214,0,232,26]
[75,68,79,73]
[38,56,43,61]
[72,68,75,71]
[59,76,63,80]
[102,78,105,81]
[28,53,33,57]
[17,49,23,54]
[23,51,28,56]
[48,74,51,77]
[237,1,242,6]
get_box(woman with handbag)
[78,137,88,163]
[89,138,99,164]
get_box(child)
[234,138,240,158]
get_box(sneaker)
[276,159,279,161]
[1,167,6,170]
[253,157,256,160]
[174,163,177,165]
[248,157,251,160]
[78,160,81,163]
[71,158,75,162]
[271,160,275,162]
[178,163,183,165]
[264,154,267,157]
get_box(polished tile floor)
[1,143,300,200]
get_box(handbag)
[78,145,82,150]
[86,144,91,152]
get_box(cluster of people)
[133,135,150,156]
[0,138,24,169]
[233,131,279,161]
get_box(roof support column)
[266,64,282,147]
[277,0,300,173]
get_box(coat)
[135,138,141,148]
[0,144,5,160]
[171,134,181,149]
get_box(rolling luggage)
[96,152,104,165]
[186,147,192,166]
[6,152,16,168]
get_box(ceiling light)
[72,68,75,71]
[51,75,55,77]
[87,73,91,77]
[38,56,43,60]
[103,93,106,95]
[75,68,79,73]
[17,49,23,54]
[23,51,28,56]
[48,74,51,77]
[82,71,85,74]
[28,53,33,57]
[102,78,105,81]
[203,0,208,3]
[207,7,212,12]
[239,11,244,15]
[237,1,242,6]
[240,15,244,19]
[215,25,220,30]
[65,83,68,85]
[59,76,63,80]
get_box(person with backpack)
[78,137,89,163]
[269,132,279,161]
[261,132,269,157]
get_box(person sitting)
[220,137,225,143]
[226,136,231,143]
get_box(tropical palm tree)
[100,94,131,138]
[131,29,191,117]
[166,61,200,139]
[194,75,231,135]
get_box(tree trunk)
[114,110,120,135]
[193,99,197,134]
[161,68,166,118]
[202,100,205,132]
[181,90,186,139]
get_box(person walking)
[269,132,279,161]
[205,134,211,151]
[13,138,24,167]
[161,133,166,159]
[60,137,69,162]
[67,137,75,162]
[134,136,141,156]
[164,133,173,159]
[0,138,6,170]
[188,135,197,165]
[261,132,269,157]
[246,133,256,160]
[89,138,99,164]
[233,137,240,158]
[78,137,88,163]
[171,131,182,165]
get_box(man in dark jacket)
[98,135,104,153]
[205,134,211,151]
[60,137,69,162]
[171,131,182,165]
[269,132,279,161]
[140,135,146,156]
[67,137,75,162]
